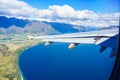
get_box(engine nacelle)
[28,36,34,41]
[68,43,78,49]
[30,38,33,40]
[44,41,51,46]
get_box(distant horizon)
[0,16,119,28]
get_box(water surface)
[19,43,115,80]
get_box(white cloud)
[36,5,119,27]
[0,0,38,18]
[36,5,99,20]
[0,0,119,27]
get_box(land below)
[0,34,41,80]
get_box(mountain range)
[0,16,103,35]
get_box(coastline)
[17,46,35,80]
[16,47,27,80]
[20,71,23,80]
[16,41,42,80]
[0,34,41,80]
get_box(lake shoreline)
[17,42,43,80]
[0,33,41,80]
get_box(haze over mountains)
[0,16,117,35]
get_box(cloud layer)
[0,0,119,27]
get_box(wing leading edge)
[28,28,119,57]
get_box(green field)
[0,34,41,80]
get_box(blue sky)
[0,0,119,27]
[23,0,119,13]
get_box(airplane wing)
[28,28,119,57]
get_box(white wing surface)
[28,28,119,57]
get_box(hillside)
[0,16,100,35]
